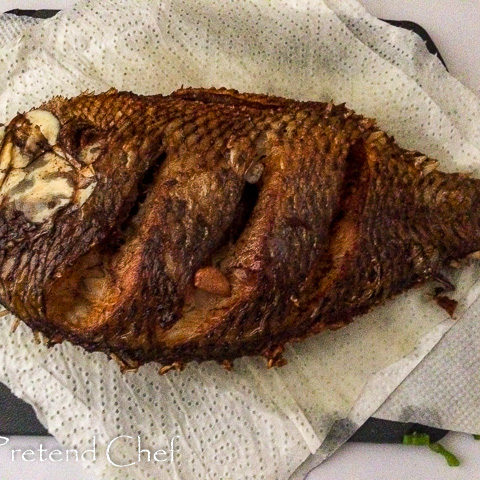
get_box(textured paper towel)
[0,2,480,479]
[375,294,480,434]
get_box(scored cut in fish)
[0,87,478,371]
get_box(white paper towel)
[0,2,479,479]
[375,295,480,434]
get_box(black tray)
[0,9,448,444]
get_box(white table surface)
[1,1,479,479]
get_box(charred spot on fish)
[434,294,458,318]
[227,181,260,243]
[59,119,103,159]
[48,198,60,209]
[111,151,167,249]
[7,178,34,196]
[286,216,312,231]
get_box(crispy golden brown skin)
[0,87,479,369]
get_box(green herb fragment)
[402,432,430,445]
[428,442,460,467]
[402,432,460,467]
[474,434,480,440]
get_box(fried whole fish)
[0,87,478,370]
